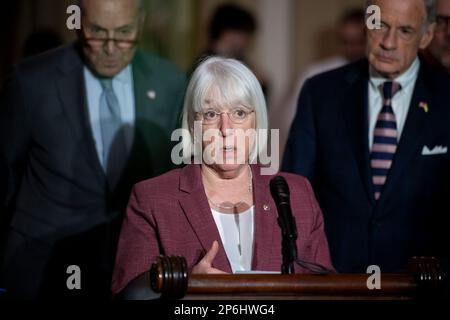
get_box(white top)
[211,206,255,273]
[368,57,420,150]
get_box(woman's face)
[198,86,256,175]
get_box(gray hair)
[366,0,436,25]
[180,57,268,163]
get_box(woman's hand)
[192,241,228,274]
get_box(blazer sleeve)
[0,69,32,224]
[281,79,317,184]
[111,185,160,295]
[301,177,335,273]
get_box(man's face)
[428,0,450,72]
[339,21,367,62]
[216,30,252,60]
[80,0,142,78]
[367,0,435,79]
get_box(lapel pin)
[147,90,156,100]
[418,102,429,113]
[263,204,270,212]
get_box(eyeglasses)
[436,15,450,32]
[83,36,138,50]
[82,28,139,50]
[197,108,255,125]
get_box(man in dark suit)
[0,0,185,299]
[283,0,450,275]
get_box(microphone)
[270,176,298,274]
[270,176,333,275]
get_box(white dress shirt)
[368,57,420,150]
[84,65,136,169]
[211,207,255,273]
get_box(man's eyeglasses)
[83,36,138,50]
[82,28,139,50]
[436,15,450,32]
[197,108,255,125]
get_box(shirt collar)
[113,64,133,84]
[84,64,133,85]
[369,57,420,92]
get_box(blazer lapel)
[177,165,279,272]
[178,165,232,273]
[377,66,432,207]
[251,165,279,270]
[132,50,182,133]
[55,44,105,186]
[340,61,375,205]
[132,51,165,126]
[132,51,152,121]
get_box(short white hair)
[180,56,268,163]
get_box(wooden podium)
[146,256,446,300]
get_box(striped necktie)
[370,81,401,201]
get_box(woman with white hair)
[111,57,334,296]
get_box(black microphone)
[270,176,298,274]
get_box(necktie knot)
[380,81,401,100]
[100,78,114,91]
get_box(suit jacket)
[282,59,450,274]
[0,43,186,298]
[111,164,334,295]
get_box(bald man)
[284,0,450,279]
[0,0,186,299]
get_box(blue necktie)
[370,81,401,200]
[100,79,127,189]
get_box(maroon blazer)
[112,164,334,295]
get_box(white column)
[253,0,294,109]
